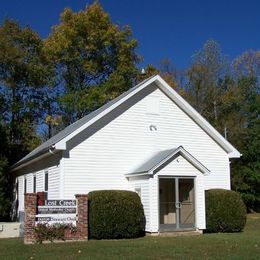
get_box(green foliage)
[183,40,260,212]
[34,223,77,244]
[0,158,11,221]
[233,50,260,77]
[186,39,228,124]
[0,19,48,219]
[205,189,247,233]
[44,2,140,124]
[0,19,46,163]
[0,3,140,221]
[88,190,145,239]
[232,93,260,211]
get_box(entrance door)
[159,177,195,231]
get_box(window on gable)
[146,97,159,115]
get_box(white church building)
[11,75,240,233]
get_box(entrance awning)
[126,146,210,177]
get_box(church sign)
[36,199,77,225]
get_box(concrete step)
[159,230,202,237]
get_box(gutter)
[9,145,60,172]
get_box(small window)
[16,180,19,200]
[146,97,159,115]
[44,170,48,192]
[33,175,36,193]
[24,177,27,194]
[135,188,141,198]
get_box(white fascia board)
[125,172,150,178]
[179,149,211,175]
[55,76,158,150]
[149,146,210,175]
[54,142,67,150]
[227,150,241,158]
[154,76,241,158]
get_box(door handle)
[175,202,181,209]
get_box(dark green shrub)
[205,189,247,233]
[88,190,145,239]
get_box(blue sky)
[0,0,260,68]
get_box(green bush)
[88,190,145,239]
[205,189,247,233]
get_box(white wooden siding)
[15,165,60,216]
[195,175,206,229]
[128,176,151,231]
[36,170,44,192]
[26,174,33,193]
[13,154,61,216]
[63,86,230,231]
[48,166,60,199]
[149,177,158,232]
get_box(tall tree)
[231,76,260,212]
[185,41,260,211]
[160,58,179,89]
[44,2,140,125]
[233,50,260,78]
[186,40,228,125]
[230,51,260,212]
[0,19,49,219]
[0,156,9,221]
[0,19,48,162]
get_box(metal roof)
[130,148,178,174]
[11,75,157,169]
[127,146,210,176]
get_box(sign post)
[24,193,88,244]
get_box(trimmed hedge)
[88,190,146,239]
[205,189,247,233]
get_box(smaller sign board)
[37,207,76,214]
[36,215,77,225]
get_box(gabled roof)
[126,146,210,177]
[11,76,155,169]
[11,74,240,171]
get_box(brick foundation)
[24,193,88,244]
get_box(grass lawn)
[0,214,259,260]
